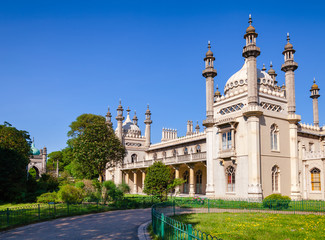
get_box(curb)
[138,220,152,240]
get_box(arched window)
[226,166,235,192]
[311,168,321,191]
[184,147,188,155]
[196,145,201,153]
[272,165,280,192]
[270,124,279,151]
[131,154,137,163]
[183,171,189,193]
[196,170,202,193]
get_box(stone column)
[247,115,262,199]
[173,165,180,196]
[285,71,296,114]
[205,127,215,196]
[289,121,301,199]
[125,171,129,185]
[133,170,137,194]
[142,170,146,193]
[312,98,319,127]
[188,164,195,197]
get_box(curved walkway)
[0,208,151,240]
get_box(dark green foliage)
[58,185,85,203]
[72,123,125,182]
[102,180,123,203]
[67,113,105,138]
[37,192,58,203]
[0,123,31,202]
[75,181,85,189]
[144,161,184,201]
[118,183,130,194]
[262,194,291,209]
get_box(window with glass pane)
[222,133,227,150]
[271,124,279,151]
[272,165,280,192]
[226,166,235,192]
[227,132,232,149]
[311,168,321,191]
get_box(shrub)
[58,185,85,203]
[37,192,58,203]
[118,183,130,194]
[102,180,123,203]
[75,181,85,189]
[262,194,291,210]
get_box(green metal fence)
[0,196,159,230]
[152,198,325,239]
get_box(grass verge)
[172,212,325,240]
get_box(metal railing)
[152,198,325,239]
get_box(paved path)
[0,208,151,240]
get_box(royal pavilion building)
[105,16,325,200]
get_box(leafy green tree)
[0,122,31,202]
[73,123,125,182]
[68,113,105,138]
[144,161,184,201]
[58,185,85,203]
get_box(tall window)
[196,145,201,153]
[222,131,232,150]
[272,165,280,192]
[172,149,177,157]
[270,124,279,151]
[153,153,157,160]
[131,154,137,163]
[311,168,321,191]
[184,147,188,155]
[226,166,235,192]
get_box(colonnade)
[122,162,206,196]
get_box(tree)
[73,123,125,182]
[67,113,105,138]
[0,122,31,202]
[144,161,184,201]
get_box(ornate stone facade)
[105,16,325,200]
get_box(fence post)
[208,199,210,213]
[6,208,9,226]
[38,204,40,220]
[188,224,193,240]
[161,213,165,238]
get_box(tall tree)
[68,114,105,138]
[0,122,31,202]
[144,161,184,201]
[73,123,125,182]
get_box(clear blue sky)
[1,0,324,154]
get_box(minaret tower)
[202,41,217,196]
[116,100,124,141]
[105,106,113,128]
[242,15,263,199]
[144,104,152,148]
[242,14,260,106]
[281,33,301,200]
[268,62,278,86]
[281,33,298,114]
[310,78,320,127]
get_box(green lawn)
[172,212,325,240]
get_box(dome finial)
[126,106,130,115]
[287,32,290,42]
[314,77,316,84]
[249,14,252,25]
[270,61,273,68]
[208,41,211,49]
[262,63,266,71]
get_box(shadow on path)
[0,208,151,240]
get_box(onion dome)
[206,41,213,57]
[311,78,319,90]
[224,60,275,95]
[246,14,255,33]
[284,33,293,50]
[30,141,40,155]
[119,107,141,136]
[214,85,221,97]
[268,62,276,75]
[262,64,266,71]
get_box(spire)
[105,106,113,127]
[268,61,278,85]
[195,121,200,133]
[214,85,221,98]
[116,100,124,120]
[310,78,320,127]
[133,110,138,125]
[205,41,214,60]
[262,64,266,71]
[310,78,320,97]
